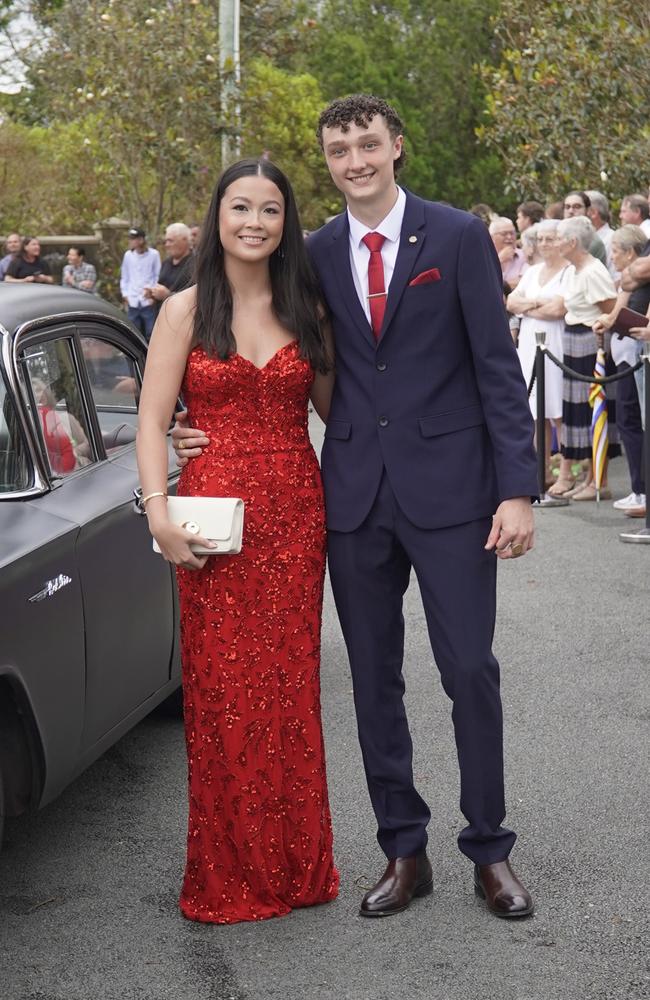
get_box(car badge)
[29,574,73,603]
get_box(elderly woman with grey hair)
[593,224,649,514]
[520,224,541,269]
[548,216,617,499]
[507,220,568,485]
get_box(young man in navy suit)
[173,95,539,919]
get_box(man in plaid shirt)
[62,246,97,293]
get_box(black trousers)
[327,472,516,866]
[616,362,645,495]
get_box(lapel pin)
[408,235,418,244]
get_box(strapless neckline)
[233,339,298,372]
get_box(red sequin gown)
[176,341,339,923]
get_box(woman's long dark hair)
[193,158,331,373]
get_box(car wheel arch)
[0,676,45,829]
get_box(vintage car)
[0,283,181,849]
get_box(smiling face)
[24,238,40,259]
[321,116,402,214]
[218,174,285,263]
[536,229,560,262]
[490,222,516,251]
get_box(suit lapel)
[324,213,377,350]
[379,193,427,342]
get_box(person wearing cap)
[119,227,161,340]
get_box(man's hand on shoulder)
[484,497,534,560]
[171,409,209,468]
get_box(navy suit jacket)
[307,191,539,532]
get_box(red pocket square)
[409,268,441,286]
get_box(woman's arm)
[526,295,567,321]
[309,322,335,423]
[506,289,537,315]
[136,289,213,569]
[593,290,630,333]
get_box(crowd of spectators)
[0,221,199,342]
[471,188,650,518]
[2,187,649,516]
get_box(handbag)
[152,496,244,555]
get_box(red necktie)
[362,232,387,340]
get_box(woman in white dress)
[507,220,568,486]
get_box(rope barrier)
[532,338,650,535]
[540,346,642,385]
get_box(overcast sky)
[0,9,37,94]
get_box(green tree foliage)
[13,0,223,236]
[239,59,339,228]
[1,0,513,247]
[0,117,115,232]
[303,0,503,208]
[478,0,650,201]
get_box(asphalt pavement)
[1,423,648,1000]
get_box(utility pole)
[219,0,241,167]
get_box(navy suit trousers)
[327,472,516,865]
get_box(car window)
[0,372,31,492]
[80,336,140,453]
[22,339,95,477]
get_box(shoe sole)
[358,878,433,918]
[473,882,535,918]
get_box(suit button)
[376,361,387,372]
[378,416,389,427]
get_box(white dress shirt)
[347,186,406,324]
[120,247,161,307]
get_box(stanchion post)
[620,343,650,543]
[534,330,569,508]
[535,331,546,496]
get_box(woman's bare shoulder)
[160,286,196,333]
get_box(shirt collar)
[347,186,406,248]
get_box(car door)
[19,322,179,751]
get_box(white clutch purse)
[153,496,245,555]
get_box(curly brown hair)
[317,94,406,175]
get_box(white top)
[641,219,650,238]
[347,186,406,324]
[611,330,642,367]
[596,223,618,279]
[119,247,161,308]
[517,261,570,310]
[563,257,616,326]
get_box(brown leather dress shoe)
[474,860,534,918]
[359,851,433,918]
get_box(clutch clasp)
[182,520,201,535]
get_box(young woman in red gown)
[136,160,339,923]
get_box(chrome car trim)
[28,574,73,604]
[0,322,48,497]
[11,310,147,350]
